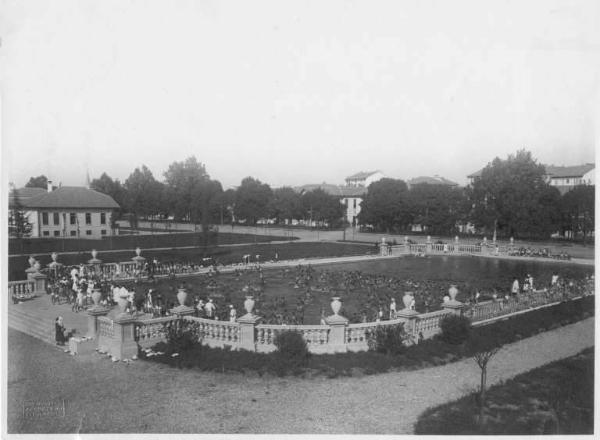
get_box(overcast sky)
[2,0,598,190]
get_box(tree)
[408,184,469,235]
[468,150,560,239]
[559,185,595,244]
[90,172,126,219]
[124,165,163,224]
[234,177,273,225]
[8,184,33,238]
[269,187,304,224]
[358,178,411,233]
[25,175,49,189]
[467,333,501,424]
[301,188,345,228]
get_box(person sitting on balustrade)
[55,316,67,346]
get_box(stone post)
[442,301,464,316]
[31,270,47,295]
[25,256,37,281]
[426,235,432,254]
[87,306,110,339]
[325,296,349,353]
[111,314,138,361]
[237,314,261,351]
[396,309,419,336]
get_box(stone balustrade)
[255,324,330,353]
[8,280,35,299]
[413,310,452,340]
[184,316,240,348]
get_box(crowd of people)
[508,246,572,260]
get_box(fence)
[8,280,35,298]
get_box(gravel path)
[8,318,594,434]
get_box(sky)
[1,0,598,190]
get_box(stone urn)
[91,249,98,260]
[92,288,102,306]
[330,297,342,316]
[244,295,255,315]
[177,288,187,307]
[455,236,459,243]
[404,236,409,245]
[33,261,41,273]
[426,235,431,243]
[28,256,36,268]
[403,292,414,309]
[51,252,58,263]
[448,285,458,301]
[135,247,141,257]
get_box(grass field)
[414,347,594,435]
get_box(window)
[70,213,76,225]
[43,231,49,236]
[100,212,106,225]
[54,230,60,237]
[86,230,92,236]
[70,231,77,237]
[53,212,59,225]
[85,213,92,225]
[42,212,48,225]
[101,229,107,236]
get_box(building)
[468,163,595,194]
[407,175,458,189]
[9,181,120,239]
[344,170,385,188]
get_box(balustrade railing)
[413,310,451,339]
[184,316,240,348]
[8,280,35,298]
[135,316,180,346]
[255,324,330,352]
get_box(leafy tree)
[468,150,560,239]
[124,165,164,223]
[358,178,411,232]
[408,184,469,235]
[269,187,304,224]
[234,177,273,225]
[301,188,345,228]
[90,172,126,219]
[8,184,33,238]
[559,185,595,244]
[25,175,49,189]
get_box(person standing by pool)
[229,305,237,322]
[205,299,216,319]
[389,298,397,319]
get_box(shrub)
[273,331,310,374]
[367,323,411,355]
[164,320,201,355]
[440,314,472,345]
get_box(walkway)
[7,316,594,434]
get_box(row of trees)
[358,150,594,240]
[21,150,594,241]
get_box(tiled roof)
[295,184,366,197]
[345,171,380,181]
[8,187,47,207]
[408,176,458,186]
[545,163,595,178]
[22,186,120,209]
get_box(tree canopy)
[234,177,273,225]
[358,178,411,233]
[25,175,49,189]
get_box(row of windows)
[42,230,108,237]
[41,212,106,226]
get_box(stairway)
[7,294,90,347]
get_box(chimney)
[47,180,53,193]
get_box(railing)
[184,316,240,348]
[135,316,180,347]
[255,324,330,353]
[413,310,452,340]
[98,316,115,338]
[409,244,427,254]
[8,280,35,298]
[457,244,481,254]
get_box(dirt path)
[8,317,593,434]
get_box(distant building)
[407,175,459,189]
[344,170,385,188]
[9,181,120,239]
[468,163,595,194]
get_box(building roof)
[408,176,458,186]
[21,186,120,209]
[8,187,47,207]
[544,163,595,178]
[295,184,366,197]
[345,171,380,181]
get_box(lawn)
[414,347,594,434]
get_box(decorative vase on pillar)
[33,261,41,273]
[455,236,459,244]
[92,288,102,306]
[426,235,431,243]
[135,247,141,257]
[177,288,187,307]
[91,249,98,260]
[51,252,58,263]
[244,295,255,315]
[448,285,458,301]
[28,256,36,268]
[330,297,342,315]
[402,292,413,309]
[116,295,128,313]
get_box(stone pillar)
[443,301,464,316]
[396,309,419,335]
[87,306,110,339]
[325,315,349,353]
[426,235,432,254]
[31,271,47,295]
[111,314,138,361]
[237,314,262,351]
[170,305,195,317]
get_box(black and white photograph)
[1,0,597,437]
